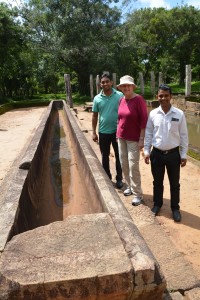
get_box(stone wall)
[146,96,200,115]
[172,96,200,115]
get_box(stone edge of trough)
[0,103,52,252]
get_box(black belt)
[153,146,179,155]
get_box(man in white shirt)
[144,84,188,222]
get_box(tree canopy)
[0,1,200,99]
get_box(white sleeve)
[179,113,188,159]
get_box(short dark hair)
[101,71,112,81]
[158,84,172,94]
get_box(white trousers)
[118,138,143,197]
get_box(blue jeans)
[99,132,122,181]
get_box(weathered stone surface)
[0,104,51,252]
[138,223,200,292]
[186,101,196,111]
[196,103,200,110]
[163,291,184,299]
[0,169,27,252]
[0,213,133,300]
[171,96,200,115]
[184,288,200,300]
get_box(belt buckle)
[163,150,168,154]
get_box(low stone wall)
[0,100,166,300]
[147,96,200,115]
[171,96,200,115]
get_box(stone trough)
[0,100,166,300]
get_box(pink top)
[117,95,148,141]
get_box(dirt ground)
[0,105,200,280]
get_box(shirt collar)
[158,105,175,115]
[100,88,116,96]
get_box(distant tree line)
[0,1,200,101]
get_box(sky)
[1,0,199,10]
[129,0,199,10]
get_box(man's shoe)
[172,209,181,222]
[151,206,160,216]
[116,180,123,189]
[123,187,133,196]
[132,196,143,206]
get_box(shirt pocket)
[170,121,179,132]
[154,119,161,128]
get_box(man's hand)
[92,133,98,142]
[92,112,98,143]
[144,155,150,165]
[181,158,187,167]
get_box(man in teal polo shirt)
[92,72,123,188]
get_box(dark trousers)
[99,132,122,181]
[150,148,181,210]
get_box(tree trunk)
[78,74,90,95]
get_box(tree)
[123,6,200,85]
[124,8,169,80]
[0,3,25,98]
[20,0,122,94]
[166,6,200,84]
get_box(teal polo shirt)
[92,88,123,134]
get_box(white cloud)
[135,0,171,9]
[132,0,200,10]
[187,0,200,7]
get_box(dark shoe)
[172,209,181,222]
[151,206,160,216]
[116,180,123,189]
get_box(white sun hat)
[117,75,137,89]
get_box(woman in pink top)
[117,75,148,206]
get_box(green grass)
[32,92,91,104]
[168,81,200,93]
[0,92,91,115]
[72,93,91,104]
[169,82,200,102]
[191,81,200,92]
[188,150,200,162]
[135,81,200,99]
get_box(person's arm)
[92,112,98,142]
[138,128,145,150]
[144,115,154,164]
[179,113,188,167]
[138,97,148,150]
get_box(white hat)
[117,75,137,89]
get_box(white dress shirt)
[144,105,188,159]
